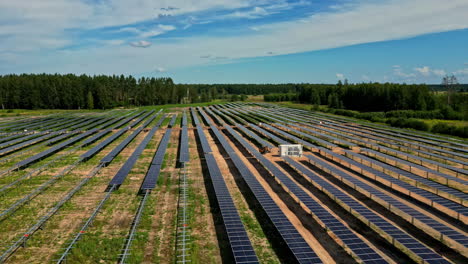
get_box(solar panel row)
[195,123,259,263]
[235,123,275,149]
[179,126,190,164]
[322,149,467,218]
[197,107,213,126]
[140,126,173,191]
[101,112,164,165]
[107,114,166,190]
[181,111,188,127]
[14,115,116,169]
[248,123,289,145]
[350,149,468,203]
[362,146,467,185]
[306,153,468,248]
[260,123,316,149]
[221,125,322,264]
[221,124,386,263]
[168,114,177,128]
[80,111,156,161]
[80,111,146,147]
[191,107,200,126]
[0,132,58,156]
[304,154,451,264]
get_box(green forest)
[0,73,466,137]
[0,74,238,109]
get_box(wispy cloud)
[129,40,151,48]
[1,0,468,77]
[336,73,345,79]
[155,67,166,72]
[453,68,468,76]
[223,6,270,19]
[414,66,446,77]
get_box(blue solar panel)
[108,115,166,190]
[195,124,259,263]
[179,126,190,164]
[306,153,467,252]
[80,111,156,161]
[140,128,172,191]
[220,125,322,264]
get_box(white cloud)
[117,25,176,38]
[129,40,152,48]
[414,66,431,76]
[393,67,415,78]
[336,73,344,79]
[140,25,176,38]
[361,75,370,81]
[155,67,166,72]
[453,68,468,76]
[224,7,270,19]
[432,69,446,77]
[2,0,468,75]
[414,66,446,77]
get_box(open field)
[0,103,466,264]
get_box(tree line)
[0,74,242,109]
[266,81,467,120]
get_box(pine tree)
[86,91,94,109]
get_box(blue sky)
[1,0,467,84]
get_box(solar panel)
[14,116,116,169]
[108,115,166,190]
[191,107,200,126]
[220,125,322,264]
[179,126,190,164]
[354,149,468,203]
[168,114,177,128]
[140,128,172,191]
[101,113,164,165]
[306,152,468,248]
[235,124,274,149]
[300,155,450,263]
[81,111,157,161]
[248,123,289,145]
[194,123,259,263]
[181,111,188,127]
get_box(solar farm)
[0,103,466,264]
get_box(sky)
[1,0,468,84]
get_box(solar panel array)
[0,133,57,156]
[195,123,259,263]
[179,112,190,164]
[221,125,322,264]
[304,154,451,264]
[222,125,388,263]
[140,121,173,192]
[248,123,289,145]
[80,111,156,161]
[14,115,115,169]
[347,150,468,203]
[108,114,166,190]
[306,153,468,249]
[100,112,163,165]
[80,111,145,147]
[235,123,274,149]
[361,146,467,185]
[281,156,388,263]
[260,123,316,149]
[321,149,467,217]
